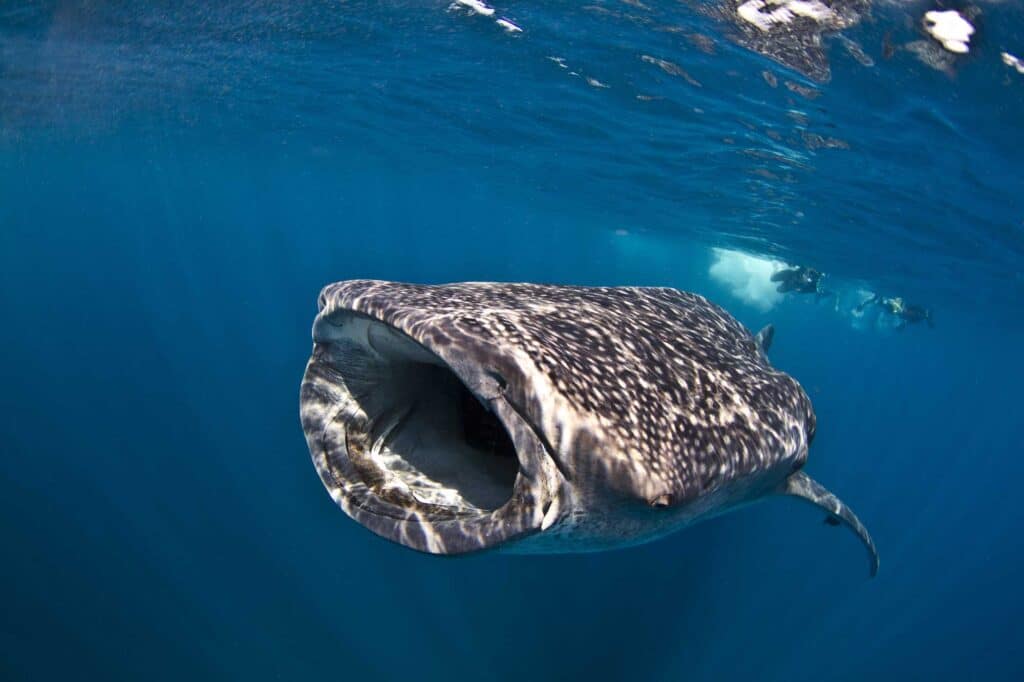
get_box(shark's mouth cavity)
[312,313,520,517]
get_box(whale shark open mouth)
[301,307,561,554]
[311,313,521,514]
[355,360,520,512]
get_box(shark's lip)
[300,310,563,554]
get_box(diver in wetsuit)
[771,266,823,294]
[855,294,934,329]
[770,266,837,308]
[893,300,933,327]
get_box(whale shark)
[300,280,878,576]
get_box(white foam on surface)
[496,18,522,33]
[452,0,494,17]
[708,248,789,311]
[737,0,835,32]
[1003,52,1024,74]
[923,10,974,54]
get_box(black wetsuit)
[856,294,934,328]
[771,267,823,294]
[899,303,934,328]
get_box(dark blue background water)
[2,2,1023,680]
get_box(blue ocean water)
[2,1,1023,680]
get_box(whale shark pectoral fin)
[755,324,775,354]
[779,471,879,578]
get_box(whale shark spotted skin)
[300,280,878,576]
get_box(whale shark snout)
[300,280,878,576]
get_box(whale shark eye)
[649,494,673,508]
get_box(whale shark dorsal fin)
[755,324,774,354]
[779,471,879,578]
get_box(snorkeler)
[770,266,835,303]
[899,301,934,327]
[855,294,934,329]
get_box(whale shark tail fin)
[779,471,879,578]
[755,324,774,354]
